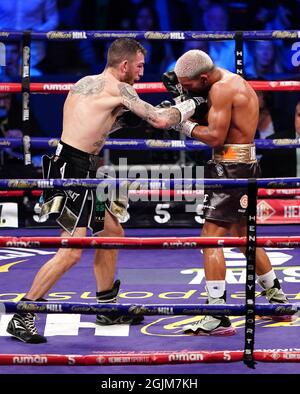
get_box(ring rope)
[1,81,300,93]
[0,29,298,41]
[1,178,300,190]
[1,137,300,150]
[2,188,299,198]
[0,350,299,366]
[1,301,298,316]
[1,236,300,248]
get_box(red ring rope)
[1,188,299,198]
[0,350,299,365]
[1,81,300,93]
[1,236,300,248]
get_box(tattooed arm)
[118,83,196,129]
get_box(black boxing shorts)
[203,160,261,223]
[39,140,129,235]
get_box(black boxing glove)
[161,71,187,103]
[162,72,208,121]
[182,94,208,121]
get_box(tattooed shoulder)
[70,76,106,95]
[118,83,139,109]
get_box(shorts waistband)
[55,140,101,172]
[212,144,256,164]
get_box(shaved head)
[174,50,214,78]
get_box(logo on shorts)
[0,203,18,227]
[240,195,248,209]
[215,164,224,177]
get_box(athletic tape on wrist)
[175,120,198,137]
[173,99,195,122]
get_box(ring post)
[21,30,32,166]
[243,178,258,368]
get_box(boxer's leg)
[94,210,143,325]
[183,219,236,336]
[6,227,86,343]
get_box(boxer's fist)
[182,94,208,122]
[173,120,198,138]
[161,71,187,102]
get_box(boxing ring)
[1,29,300,377]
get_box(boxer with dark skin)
[163,49,291,335]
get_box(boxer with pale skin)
[6,39,205,344]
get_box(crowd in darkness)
[0,0,300,79]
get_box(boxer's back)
[213,71,259,144]
[61,72,123,154]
